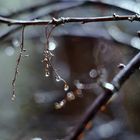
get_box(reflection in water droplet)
[64,83,69,91]
[55,76,61,82]
[11,94,16,101]
[45,71,50,77]
[67,92,75,101]
[117,63,126,69]
[60,99,66,106]
[48,40,56,51]
[54,99,66,109]
[54,102,61,109]
[46,64,49,68]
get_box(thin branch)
[11,26,25,100]
[0,2,82,40]
[0,14,140,26]
[65,51,140,140]
[42,25,69,92]
[0,0,138,41]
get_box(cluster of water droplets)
[54,99,66,109]
[11,94,16,101]
[53,72,70,92]
[42,49,54,78]
[54,89,83,110]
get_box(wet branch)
[0,14,140,26]
[0,0,138,41]
[65,51,140,140]
[11,26,25,100]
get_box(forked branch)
[65,51,140,140]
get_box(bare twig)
[42,25,56,78]
[42,25,69,94]
[0,14,140,26]
[11,26,25,100]
[0,1,81,40]
[0,0,138,41]
[65,51,140,140]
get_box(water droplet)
[45,71,50,77]
[54,102,61,109]
[48,41,56,51]
[55,76,61,82]
[60,99,66,107]
[117,63,126,69]
[54,99,66,109]
[103,82,114,91]
[11,94,16,101]
[67,91,75,101]
[64,83,69,91]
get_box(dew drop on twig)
[54,102,61,109]
[11,94,16,101]
[45,71,50,77]
[117,63,126,69]
[55,76,61,82]
[64,83,69,91]
[60,99,66,106]
[54,99,66,109]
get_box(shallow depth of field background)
[0,0,140,140]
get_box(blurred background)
[0,0,140,140]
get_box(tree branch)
[65,51,140,140]
[12,26,25,100]
[0,14,140,26]
[0,0,138,41]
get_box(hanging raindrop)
[11,94,16,101]
[67,91,75,101]
[64,83,69,91]
[54,99,66,109]
[60,99,66,107]
[46,64,49,68]
[45,71,50,77]
[55,75,61,82]
[54,102,61,109]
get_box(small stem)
[12,26,25,100]
[0,14,140,26]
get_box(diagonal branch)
[11,26,25,100]
[65,51,140,140]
